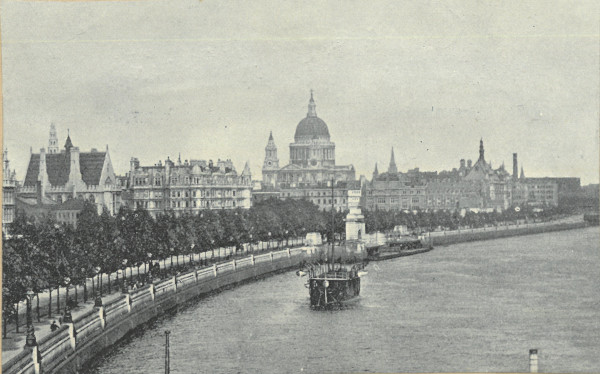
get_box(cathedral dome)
[294,92,330,142]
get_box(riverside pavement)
[1,240,300,363]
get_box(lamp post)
[268,232,271,251]
[249,234,253,254]
[82,267,88,302]
[94,267,103,307]
[94,266,102,297]
[147,253,153,283]
[62,278,73,323]
[121,259,128,293]
[25,289,37,348]
[63,276,71,313]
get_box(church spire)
[373,163,379,178]
[388,147,398,174]
[520,166,525,179]
[478,138,485,162]
[64,129,73,151]
[307,89,317,117]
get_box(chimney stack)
[513,153,518,180]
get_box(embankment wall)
[2,248,306,374]
[423,220,589,246]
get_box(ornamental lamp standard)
[63,276,71,313]
[121,259,128,293]
[170,247,175,269]
[93,267,103,307]
[62,277,73,323]
[81,267,88,302]
[94,266,103,297]
[268,232,272,250]
[25,289,37,348]
[146,252,153,278]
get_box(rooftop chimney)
[513,153,518,180]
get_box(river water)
[85,227,599,373]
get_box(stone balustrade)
[3,247,308,374]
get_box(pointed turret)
[520,166,525,180]
[478,138,485,162]
[64,130,73,151]
[307,89,317,117]
[388,147,398,174]
[242,161,251,176]
[373,163,379,178]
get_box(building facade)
[2,150,17,234]
[127,156,252,217]
[19,125,121,214]
[365,140,559,212]
[260,92,356,211]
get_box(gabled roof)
[80,152,107,185]
[24,151,108,187]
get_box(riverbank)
[420,216,589,247]
[369,246,434,261]
[2,248,308,374]
[4,216,592,374]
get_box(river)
[85,227,599,373]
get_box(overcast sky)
[2,0,599,184]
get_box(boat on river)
[299,186,368,309]
[305,259,365,308]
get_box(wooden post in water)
[529,349,538,373]
[165,330,171,374]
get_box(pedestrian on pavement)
[50,321,59,332]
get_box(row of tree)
[1,198,336,332]
[363,204,570,233]
[2,197,568,333]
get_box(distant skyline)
[2,0,599,184]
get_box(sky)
[2,0,599,184]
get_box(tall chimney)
[513,153,518,180]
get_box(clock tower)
[262,131,279,188]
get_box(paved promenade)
[1,240,298,363]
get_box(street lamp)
[62,278,73,323]
[94,267,103,307]
[63,276,72,312]
[268,232,272,251]
[146,253,153,283]
[25,289,37,348]
[121,259,128,293]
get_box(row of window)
[134,176,246,186]
[312,198,346,205]
[368,190,424,195]
[374,197,421,204]
[170,189,237,198]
